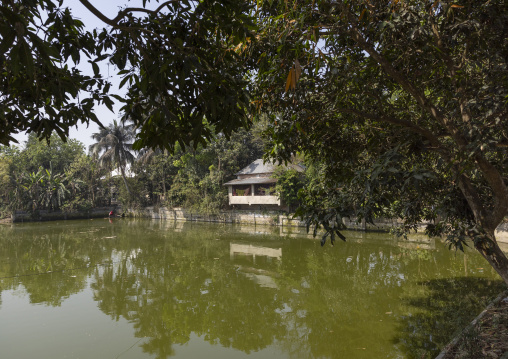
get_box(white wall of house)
[228,194,281,206]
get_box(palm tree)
[89,120,136,195]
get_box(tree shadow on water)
[392,277,506,359]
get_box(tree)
[18,167,44,211]
[0,0,109,145]
[1,0,255,151]
[17,133,85,174]
[65,154,103,208]
[40,163,69,210]
[252,0,508,285]
[3,136,86,212]
[0,147,16,212]
[136,148,171,203]
[273,167,306,211]
[165,127,264,211]
[89,120,135,195]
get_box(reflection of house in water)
[230,243,282,261]
[172,221,185,232]
[237,267,279,289]
[235,225,280,236]
[230,243,282,289]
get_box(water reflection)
[394,277,501,359]
[0,220,505,358]
[231,243,282,289]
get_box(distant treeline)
[0,122,270,217]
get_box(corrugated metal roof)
[235,159,305,175]
[223,177,277,186]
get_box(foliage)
[40,163,69,210]
[65,154,105,207]
[4,0,507,286]
[15,133,85,174]
[3,134,84,212]
[1,123,264,214]
[60,196,93,213]
[1,136,101,212]
[0,149,14,213]
[89,120,136,194]
[0,0,110,145]
[130,126,264,212]
[252,0,508,284]
[1,0,256,152]
[114,175,150,209]
[273,168,306,210]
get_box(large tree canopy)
[0,0,255,151]
[252,0,508,284]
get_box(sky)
[12,0,138,151]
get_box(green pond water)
[0,219,505,359]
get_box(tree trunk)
[119,166,131,195]
[162,165,166,199]
[474,233,508,286]
[456,174,508,286]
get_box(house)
[223,159,305,210]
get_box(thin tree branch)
[333,107,443,150]
[111,1,179,23]
[429,21,474,133]
[78,0,177,27]
[349,27,468,147]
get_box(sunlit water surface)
[0,219,505,359]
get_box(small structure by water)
[223,159,305,210]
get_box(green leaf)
[91,61,100,77]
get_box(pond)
[0,219,505,359]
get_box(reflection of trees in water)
[87,231,500,359]
[393,277,505,359]
[272,243,408,358]
[0,221,129,306]
[272,242,502,358]
[90,231,287,358]
[0,227,90,306]
[0,221,503,358]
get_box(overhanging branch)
[333,107,443,150]
[78,0,178,28]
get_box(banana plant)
[41,163,69,210]
[21,167,44,211]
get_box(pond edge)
[434,289,508,359]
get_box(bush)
[273,168,306,210]
[61,197,93,213]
